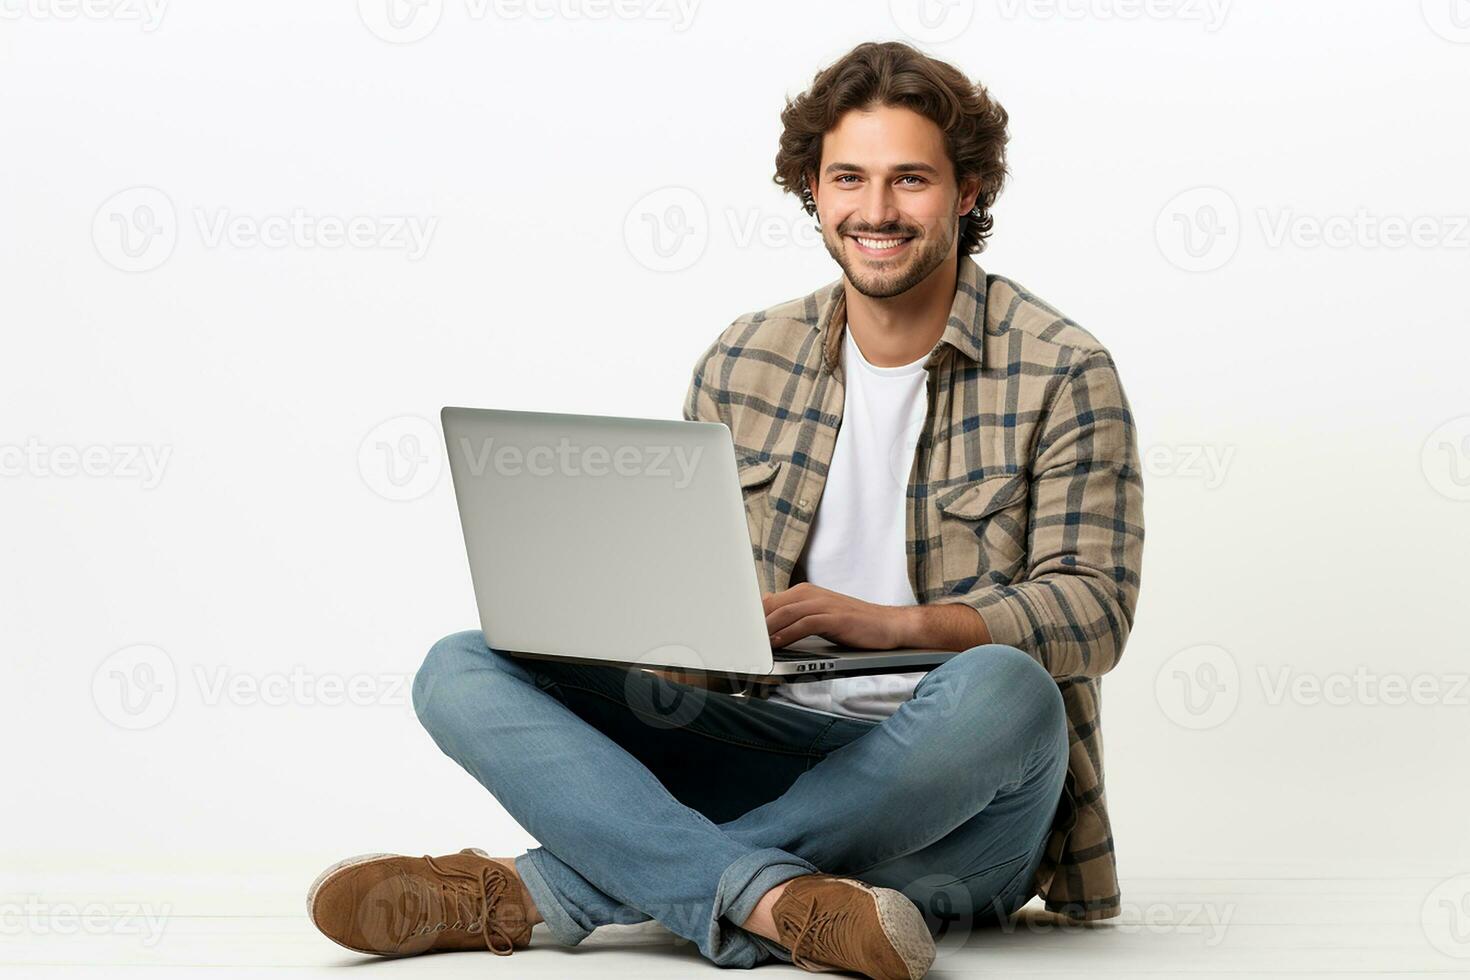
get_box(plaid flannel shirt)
[681,255,1145,920]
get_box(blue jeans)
[412,630,1068,969]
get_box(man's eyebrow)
[823,161,942,176]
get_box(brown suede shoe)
[307,848,533,957]
[772,874,936,980]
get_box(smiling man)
[308,41,1144,980]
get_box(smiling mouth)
[848,234,915,256]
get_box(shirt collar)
[817,256,988,373]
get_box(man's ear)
[805,169,820,212]
[958,175,982,216]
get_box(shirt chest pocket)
[934,472,1030,589]
[735,458,783,547]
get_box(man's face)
[810,104,979,299]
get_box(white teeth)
[855,236,908,250]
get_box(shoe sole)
[305,849,498,956]
[848,880,937,980]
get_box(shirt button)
[798,497,809,508]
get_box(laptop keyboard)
[771,649,815,661]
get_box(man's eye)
[835,174,860,185]
[897,175,925,186]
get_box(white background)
[3,0,1468,928]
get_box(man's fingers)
[770,613,838,647]
[763,588,799,612]
[762,583,827,614]
[765,598,834,636]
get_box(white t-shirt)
[766,324,932,721]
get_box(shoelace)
[784,893,847,973]
[405,855,521,955]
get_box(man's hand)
[763,582,994,652]
[764,583,908,649]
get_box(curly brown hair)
[773,41,1010,255]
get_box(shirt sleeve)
[682,337,724,426]
[932,349,1145,679]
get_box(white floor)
[3,877,1465,977]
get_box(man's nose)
[856,184,902,231]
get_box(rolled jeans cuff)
[515,850,591,947]
[707,847,818,966]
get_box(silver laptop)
[441,406,957,681]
